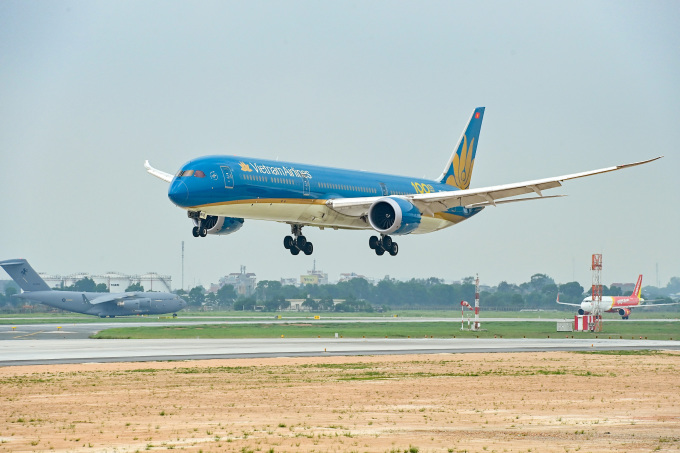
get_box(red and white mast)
[473,274,481,331]
[460,300,473,330]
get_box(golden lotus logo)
[239,162,253,172]
[446,135,474,189]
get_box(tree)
[234,296,256,311]
[216,284,237,308]
[558,281,584,304]
[96,283,108,292]
[74,278,97,292]
[126,282,145,292]
[187,285,206,307]
[302,298,319,310]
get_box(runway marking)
[13,331,45,339]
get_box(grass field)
[90,320,679,340]
[2,308,678,325]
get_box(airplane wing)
[144,160,174,183]
[634,301,680,308]
[327,156,662,217]
[89,293,139,305]
[556,295,581,308]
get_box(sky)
[1,0,679,291]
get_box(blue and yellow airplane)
[145,107,661,256]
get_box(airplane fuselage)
[167,155,483,233]
[16,291,186,317]
[579,296,646,318]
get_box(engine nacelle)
[577,308,585,315]
[368,197,421,236]
[193,216,244,235]
[618,308,631,318]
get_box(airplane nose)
[168,180,188,206]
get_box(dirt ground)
[0,351,678,453]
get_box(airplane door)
[302,175,310,196]
[379,182,388,196]
[221,166,234,189]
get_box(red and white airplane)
[557,275,679,319]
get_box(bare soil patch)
[0,351,678,452]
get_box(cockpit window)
[194,170,206,178]
[175,170,194,177]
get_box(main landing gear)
[284,224,313,256]
[369,235,398,256]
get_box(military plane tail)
[0,259,52,292]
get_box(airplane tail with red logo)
[632,275,643,298]
[437,107,485,189]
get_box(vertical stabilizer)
[632,275,643,298]
[0,259,52,292]
[437,107,485,189]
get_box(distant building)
[280,278,299,287]
[300,260,328,286]
[218,265,257,296]
[339,272,368,283]
[611,282,635,294]
[39,271,172,292]
[284,299,345,311]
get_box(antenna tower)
[591,254,603,332]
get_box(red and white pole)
[460,300,473,330]
[474,274,480,331]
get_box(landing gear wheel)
[192,226,200,237]
[199,228,207,237]
[284,224,313,255]
[388,242,399,256]
[283,236,294,249]
[369,236,380,250]
[382,235,393,249]
[303,242,313,255]
[375,247,385,256]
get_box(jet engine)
[577,308,585,315]
[368,197,421,235]
[618,308,631,319]
[193,216,245,235]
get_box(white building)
[218,265,257,296]
[38,271,172,292]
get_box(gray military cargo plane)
[1,259,187,317]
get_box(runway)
[1,337,678,367]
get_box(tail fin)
[632,275,643,298]
[0,259,52,292]
[437,107,485,189]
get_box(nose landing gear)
[369,234,398,256]
[284,224,313,255]
[189,211,208,237]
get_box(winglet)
[144,160,174,183]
